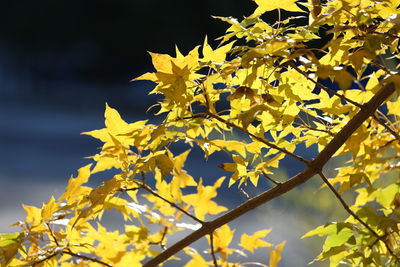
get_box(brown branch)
[142,83,395,267]
[205,111,310,166]
[318,172,399,262]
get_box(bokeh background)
[0,1,345,265]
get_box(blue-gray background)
[0,1,336,265]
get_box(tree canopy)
[1,0,400,266]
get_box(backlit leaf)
[239,229,272,253]
[250,0,304,18]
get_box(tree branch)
[142,83,395,267]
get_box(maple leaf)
[269,241,286,267]
[202,35,235,64]
[133,46,203,104]
[239,229,272,253]
[59,164,92,205]
[249,0,304,18]
[182,177,227,220]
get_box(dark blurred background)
[0,1,335,265]
[0,0,256,112]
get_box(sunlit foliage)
[1,0,400,266]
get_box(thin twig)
[239,188,251,200]
[31,251,59,266]
[372,113,400,141]
[293,122,334,136]
[262,171,281,186]
[205,111,310,166]
[209,232,219,267]
[173,113,209,122]
[318,171,399,262]
[378,138,398,151]
[370,60,391,74]
[149,227,168,249]
[289,63,362,108]
[125,180,204,224]
[238,262,268,267]
[376,109,396,130]
[291,63,400,141]
[64,250,113,267]
[46,223,60,247]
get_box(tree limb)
[143,82,395,266]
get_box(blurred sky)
[0,1,331,265]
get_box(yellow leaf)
[116,252,145,267]
[219,155,248,186]
[41,196,57,221]
[131,72,158,82]
[335,69,354,90]
[173,149,191,175]
[23,205,42,226]
[82,128,109,143]
[239,229,272,253]
[250,0,304,18]
[0,233,24,266]
[155,153,174,178]
[202,35,235,63]
[82,104,148,147]
[148,52,175,74]
[212,140,247,157]
[184,252,209,267]
[88,178,122,209]
[105,103,129,131]
[269,241,286,267]
[59,164,92,204]
[210,224,235,260]
[387,98,400,116]
[91,154,121,174]
[182,177,227,220]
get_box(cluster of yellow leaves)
[2,0,400,266]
